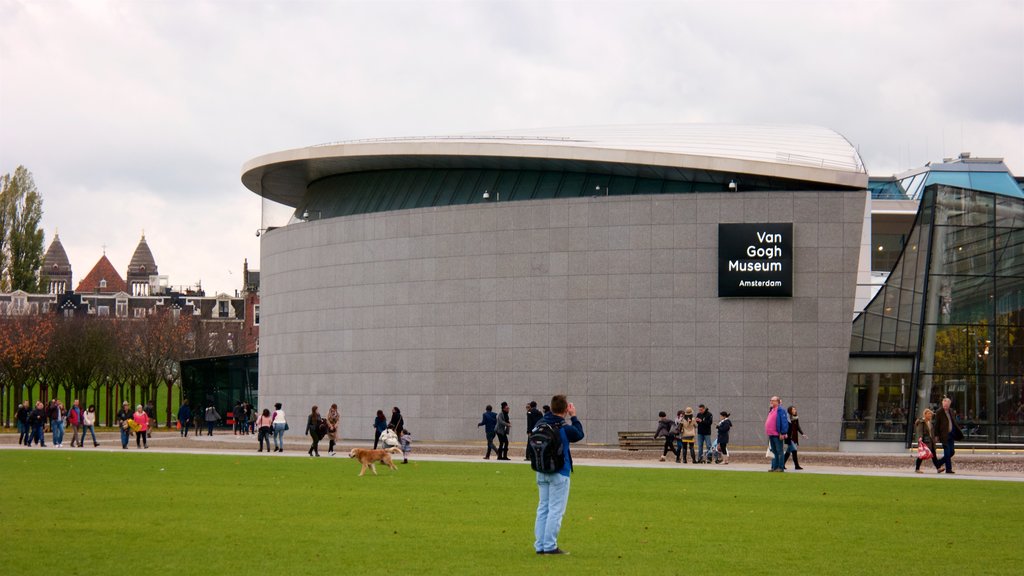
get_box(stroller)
[703,438,722,464]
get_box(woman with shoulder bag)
[915,409,941,473]
[256,408,274,452]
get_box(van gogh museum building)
[242,125,1023,450]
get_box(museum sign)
[718,223,793,297]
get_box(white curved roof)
[243,124,867,207]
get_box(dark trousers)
[31,425,45,446]
[679,440,696,462]
[18,423,30,445]
[939,438,956,472]
[136,429,148,448]
[308,434,321,456]
[484,432,497,458]
[328,438,337,453]
[497,433,509,459]
[206,421,215,436]
[784,446,801,469]
[373,430,382,449]
[662,435,679,458]
[181,422,191,437]
[258,428,272,451]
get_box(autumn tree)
[0,315,53,426]
[1,166,46,292]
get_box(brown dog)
[349,447,401,476]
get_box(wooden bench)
[617,431,664,451]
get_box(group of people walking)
[478,400,545,460]
[229,402,412,463]
[371,407,412,463]
[655,405,732,464]
[15,398,100,448]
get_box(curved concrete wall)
[258,192,865,448]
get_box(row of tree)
[0,310,197,428]
[1,166,46,293]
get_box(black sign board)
[718,223,792,297]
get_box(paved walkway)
[4,430,1023,483]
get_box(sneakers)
[659,456,666,462]
[541,548,569,555]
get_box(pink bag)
[917,438,932,460]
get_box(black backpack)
[528,421,564,473]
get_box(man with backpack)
[529,394,584,556]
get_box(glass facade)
[180,353,258,428]
[301,167,851,219]
[847,182,1024,444]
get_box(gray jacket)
[495,411,511,435]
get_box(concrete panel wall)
[258,192,864,448]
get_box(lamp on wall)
[728,180,738,192]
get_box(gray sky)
[1,0,1022,295]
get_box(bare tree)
[45,316,116,420]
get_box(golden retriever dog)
[349,447,401,476]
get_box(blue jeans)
[82,425,98,445]
[939,437,956,472]
[697,434,712,460]
[17,420,28,444]
[121,426,131,448]
[32,425,45,446]
[273,423,286,450]
[51,420,65,445]
[769,435,786,471]
[535,472,571,552]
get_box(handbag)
[765,445,773,458]
[951,426,964,442]
[917,438,932,460]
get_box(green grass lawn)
[1,451,1019,575]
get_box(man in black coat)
[695,404,713,463]
[525,401,543,460]
[935,397,962,474]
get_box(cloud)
[1,0,1021,294]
